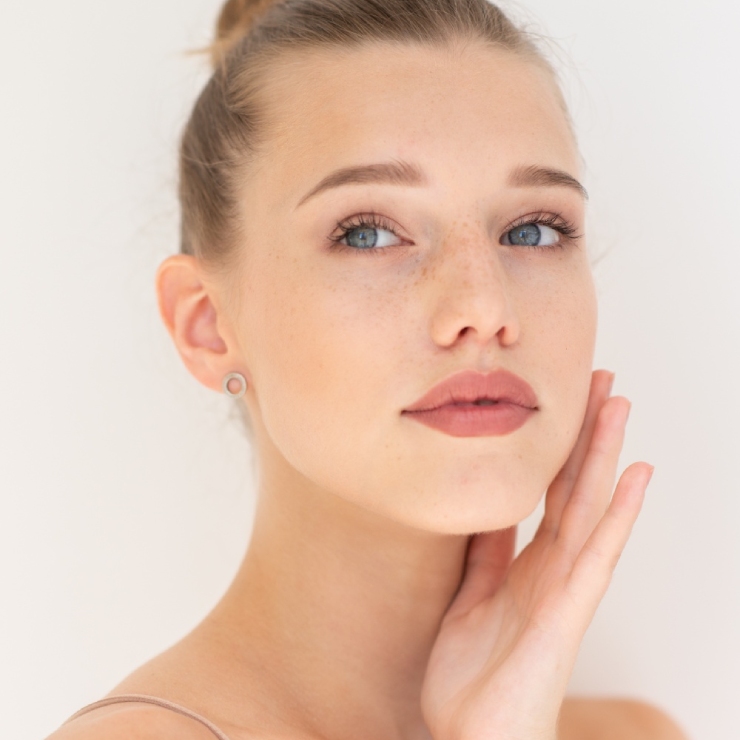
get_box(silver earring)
[222,372,247,399]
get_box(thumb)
[444,526,517,621]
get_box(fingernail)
[645,465,655,484]
[607,372,616,396]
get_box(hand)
[420,370,654,740]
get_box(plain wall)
[1,1,737,738]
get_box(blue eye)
[329,211,580,255]
[344,225,391,250]
[329,212,404,255]
[504,222,560,247]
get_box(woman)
[50,0,688,738]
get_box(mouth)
[403,368,538,414]
[401,368,538,437]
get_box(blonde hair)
[180,0,564,269]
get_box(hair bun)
[209,0,279,68]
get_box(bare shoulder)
[559,696,691,740]
[43,701,223,740]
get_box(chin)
[382,464,553,536]
[367,407,577,536]
[437,490,545,536]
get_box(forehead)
[251,41,579,208]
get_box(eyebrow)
[294,159,587,209]
[509,164,589,201]
[295,160,426,209]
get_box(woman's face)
[221,41,597,534]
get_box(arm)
[557,697,691,740]
[623,700,691,740]
[45,704,220,740]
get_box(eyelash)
[328,212,402,257]
[327,210,582,256]
[504,211,582,250]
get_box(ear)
[155,254,244,395]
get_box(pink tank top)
[62,694,232,740]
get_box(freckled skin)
[218,41,597,534]
[75,38,674,740]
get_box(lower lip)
[402,402,536,437]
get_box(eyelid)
[328,210,410,255]
[328,208,581,255]
[331,211,408,240]
[500,210,582,244]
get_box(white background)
[1,1,737,738]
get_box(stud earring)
[222,372,247,399]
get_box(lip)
[401,368,538,438]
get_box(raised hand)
[420,370,653,740]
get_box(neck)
[206,459,470,740]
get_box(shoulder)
[559,696,690,740]
[44,700,223,740]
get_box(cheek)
[246,255,407,478]
[509,247,597,361]
[529,271,597,372]
[243,244,599,533]
[520,262,598,473]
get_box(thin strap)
[62,693,233,740]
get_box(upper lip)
[403,369,538,413]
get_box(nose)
[426,231,521,350]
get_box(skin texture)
[48,40,688,740]
[217,42,597,536]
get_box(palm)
[420,371,653,740]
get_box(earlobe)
[155,254,234,393]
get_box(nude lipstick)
[401,368,538,438]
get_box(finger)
[444,526,517,622]
[541,370,615,536]
[555,396,631,559]
[563,462,653,627]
